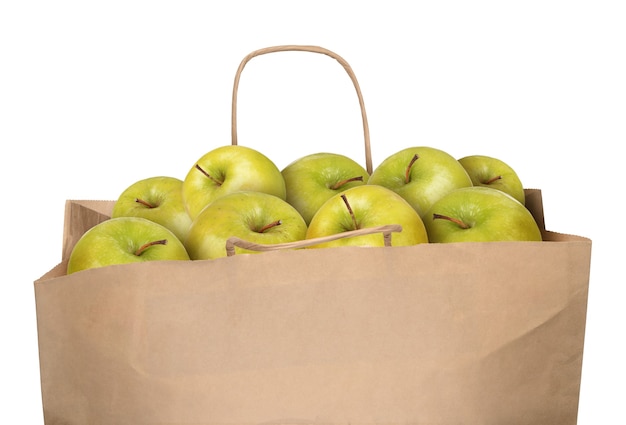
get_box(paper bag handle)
[225,224,403,256]
[231,45,373,174]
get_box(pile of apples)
[66,145,543,274]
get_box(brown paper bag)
[34,46,592,425]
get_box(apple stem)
[341,194,359,230]
[432,213,470,229]
[330,176,364,190]
[195,164,223,186]
[135,198,156,208]
[482,175,503,185]
[258,220,282,233]
[134,239,168,256]
[405,154,419,184]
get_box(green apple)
[281,152,369,225]
[67,217,190,274]
[305,184,429,248]
[111,176,192,242]
[458,154,526,205]
[182,145,287,220]
[423,186,542,243]
[367,146,473,218]
[184,191,308,260]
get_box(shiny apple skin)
[184,191,307,260]
[67,217,190,274]
[368,146,473,218]
[424,186,542,243]
[182,145,286,220]
[282,152,369,225]
[306,185,429,248]
[458,154,526,205]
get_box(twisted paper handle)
[225,224,403,256]
[230,44,373,174]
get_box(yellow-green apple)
[281,152,369,224]
[111,176,192,242]
[367,146,473,218]
[458,154,526,205]
[184,191,307,260]
[182,145,287,220]
[67,217,190,274]
[305,185,429,248]
[423,186,542,243]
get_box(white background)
[2,1,624,423]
